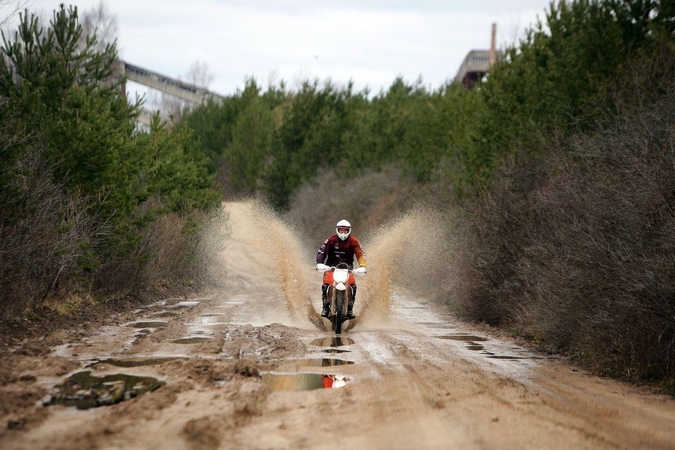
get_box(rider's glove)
[316,263,329,271]
[353,266,367,275]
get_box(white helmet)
[336,219,352,241]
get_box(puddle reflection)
[47,371,164,410]
[262,373,351,391]
[308,337,355,347]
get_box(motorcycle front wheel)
[335,291,344,335]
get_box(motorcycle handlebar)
[316,264,366,275]
[316,264,349,271]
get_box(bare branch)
[0,0,27,29]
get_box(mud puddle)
[317,349,351,354]
[167,301,201,309]
[442,335,543,360]
[87,357,183,368]
[46,371,164,410]
[262,373,352,390]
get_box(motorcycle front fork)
[322,284,357,303]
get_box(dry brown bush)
[0,144,102,317]
[286,164,420,248]
[140,207,228,291]
[534,94,675,379]
[0,146,226,318]
[462,80,675,381]
[95,202,228,298]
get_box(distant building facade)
[454,49,503,89]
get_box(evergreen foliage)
[181,75,480,209]
[178,0,675,383]
[0,6,220,316]
[2,0,674,385]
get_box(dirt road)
[2,202,675,450]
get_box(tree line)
[1,0,674,386]
[180,0,675,385]
[0,5,220,317]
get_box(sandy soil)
[1,202,675,450]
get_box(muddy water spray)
[359,208,451,324]
[219,201,318,326]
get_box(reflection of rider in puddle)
[316,220,367,319]
[322,374,349,388]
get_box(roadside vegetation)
[179,0,675,386]
[0,5,221,319]
[2,0,674,388]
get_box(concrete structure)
[120,61,226,104]
[453,50,502,88]
[116,60,226,126]
[454,23,501,89]
[137,109,158,128]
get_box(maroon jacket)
[316,235,367,269]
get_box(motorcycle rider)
[316,219,367,319]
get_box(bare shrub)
[0,138,226,317]
[530,89,675,378]
[95,201,229,298]
[461,79,675,380]
[453,157,544,328]
[0,142,101,317]
[286,164,420,248]
[140,207,228,291]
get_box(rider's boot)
[321,285,330,318]
[346,285,356,319]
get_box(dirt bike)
[316,263,366,335]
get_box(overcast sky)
[9,0,554,97]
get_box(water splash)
[213,201,455,331]
[358,208,452,325]
[217,201,320,327]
